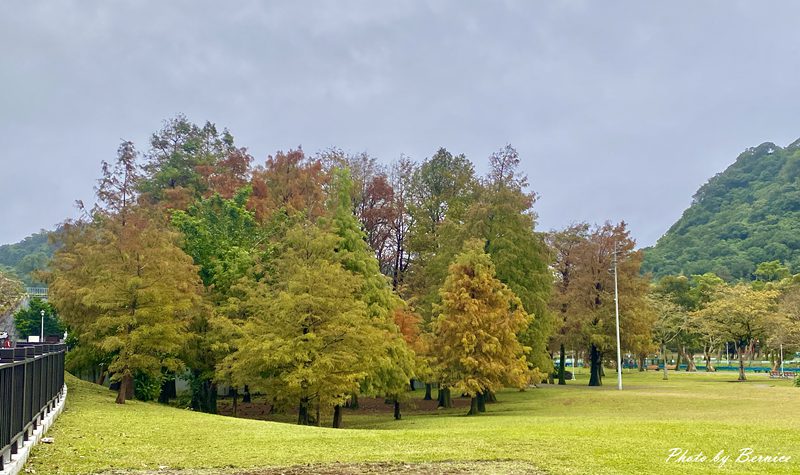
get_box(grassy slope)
[28,371,799,474]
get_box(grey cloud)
[3,0,800,246]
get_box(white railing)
[24,288,47,299]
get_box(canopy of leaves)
[643,139,800,280]
[553,222,653,356]
[219,222,390,415]
[465,145,553,373]
[49,212,203,387]
[433,240,530,396]
[139,115,237,208]
[693,283,782,351]
[172,187,267,298]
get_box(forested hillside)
[642,139,800,280]
[0,230,55,285]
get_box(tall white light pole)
[573,349,577,380]
[40,309,45,342]
[780,343,785,377]
[613,241,623,391]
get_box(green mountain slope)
[0,229,56,285]
[642,139,800,280]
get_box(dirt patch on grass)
[98,461,544,475]
[217,396,471,421]
[242,461,544,474]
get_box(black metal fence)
[0,343,66,471]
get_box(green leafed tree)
[139,115,237,209]
[170,186,270,413]
[326,168,416,421]
[405,148,477,322]
[465,145,553,379]
[694,284,782,381]
[219,222,386,426]
[13,297,64,340]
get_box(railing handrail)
[24,287,48,298]
[0,342,66,471]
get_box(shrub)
[134,372,162,402]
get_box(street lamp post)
[40,309,45,342]
[613,241,623,391]
[780,343,785,377]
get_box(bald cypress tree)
[327,168,416,422]
[433,240,530,415]
[465,145,553,381]
[51,142,203,404]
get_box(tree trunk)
[704,347,716,372]
[558,343,567,385]
[242,385,251,403]
[662,343,669,380]
[333,404,342,428]
[96,370,107,386]
[158,378,176,404]
[192,380,218,414]
[468,396,479,415]
[437,386,452,408]
[232,389,238,417]
[393,400,401,420]
[589,344,602,386]
[477,392,486,413]
[485,390,497,403]
[638,355,645,372]
[423,383,432,400]
[675,348,682,370]
[116,372,134,404]
[682,346,697,372]
[409,379,416,391]
[298,397,310,425]
[737,345,747,381]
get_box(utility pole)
[40,309,45,342]
[573,349,577,380]
[613,241,623,391]
[781,343,785,377]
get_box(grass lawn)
[27,370,799,474]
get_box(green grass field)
[27,370,799,474]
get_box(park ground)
[26,370,799,475]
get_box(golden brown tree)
[248,149,326,221]
[553,222,651,386]
[50,211,202,403]
[432,240,530,415]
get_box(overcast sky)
[3,1,800,247]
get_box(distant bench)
[769,371,796,379]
